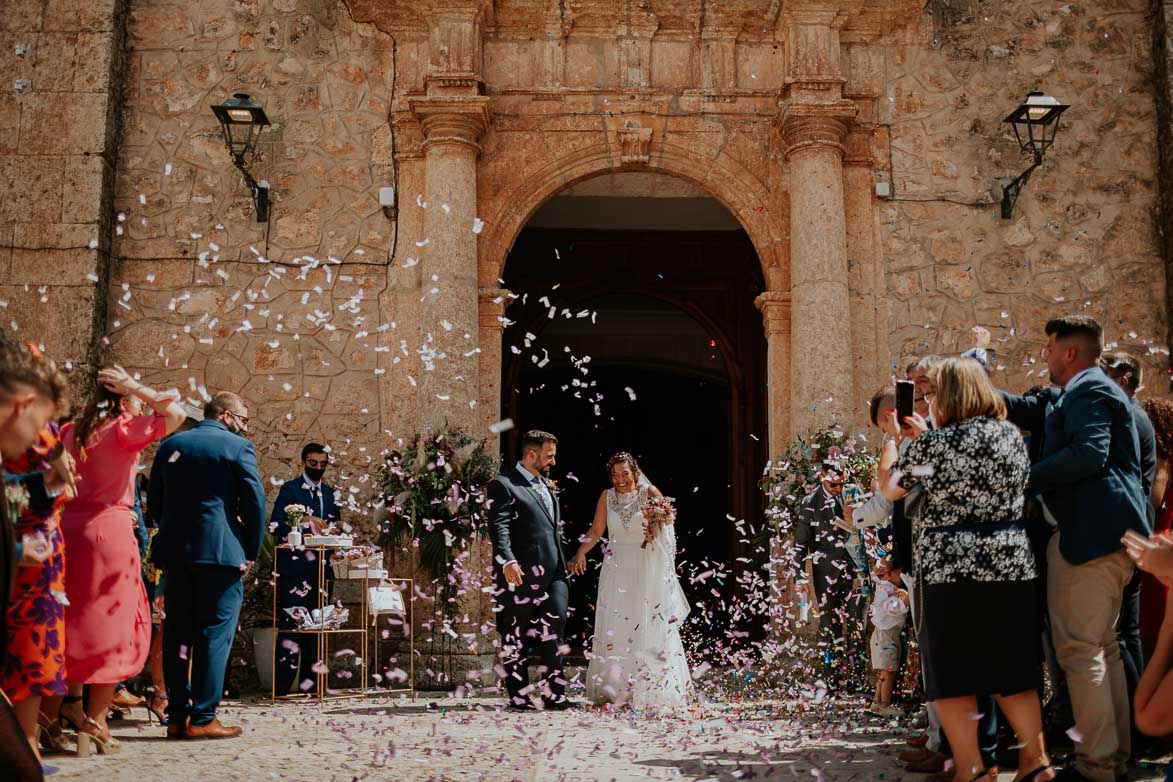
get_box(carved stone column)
[843,128,887,424]
[754,291,792,457]
[409,96,491,431]
[781,104,856,435]
[478,286,512,451]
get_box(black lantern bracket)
[994,91,1068,219]
[210,93,272,223]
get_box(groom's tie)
[531,476,554,518]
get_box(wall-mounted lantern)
[210,93,271,222]
[995,91,1068,219]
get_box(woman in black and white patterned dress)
[882,357,1054,782]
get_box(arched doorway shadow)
[499,221,768,656]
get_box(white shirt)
[302,472,325,517]
[870,578,909,630]
[503,462,553,570]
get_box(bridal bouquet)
[640,496,676,549]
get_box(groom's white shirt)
[502,461,552,570]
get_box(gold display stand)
[270,543,368,702]
[371,577,415,700]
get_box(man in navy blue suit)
[149,391,266,740]
[268,442,342,695]
[1003,316,1150,782]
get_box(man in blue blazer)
[149,392,266,740]
[268,442,342,695]
[1003,316,1150,782]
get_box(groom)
[487,430,572,710]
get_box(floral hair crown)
[606,451,640,472]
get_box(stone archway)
[475,138,793,457]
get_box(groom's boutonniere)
[544,478,560,495]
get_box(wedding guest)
[54,366,184,754]
[2,426,73,763]
[1002,316,1150,782]
[0,339,70,781]
[792,463,856,687]
[1120,529,1173,743]
[269,442,342,695]
[148,392,266,739]
[1102,352,1157,753]
[867,562,908,718]
[883,357,1054,782]
[1139,397,1173,660]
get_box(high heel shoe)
[1014,765,1054,782]
[58,695,85,733]
[76,716,120,756]
[967,768,998,782]
[145,693,169,726]
[36,713,71,754]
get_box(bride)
[568,452,692,709]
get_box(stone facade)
[1,0,1170,675]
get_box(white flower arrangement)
[6,482,31,518]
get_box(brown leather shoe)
[906,750,949,774]
[900,747,934,764]
[112,687,145,710]
[185,718,242,740]
[166,722,187,740]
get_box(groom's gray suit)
[487,463,568,706]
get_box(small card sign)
[369,586,405,616]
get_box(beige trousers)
[1047,533,1134,782]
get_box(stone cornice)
[409,96,492,156]
[778,101,856,159]
[755,291,792,336]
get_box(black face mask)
[305,466,326,483]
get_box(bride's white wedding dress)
[584,486,692,709]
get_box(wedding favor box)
[331,549,385,580]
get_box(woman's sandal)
[966,768,998,782]
[1014,766,1054,782]
[36,712,71,753]
[57,695,85,733]
[76,716,120,756]
[145,692,169,726]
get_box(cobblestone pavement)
[44,694,1169,782]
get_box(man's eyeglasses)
[229,410,249,426]
[304,458,329,468]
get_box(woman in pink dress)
[52,366,184,753]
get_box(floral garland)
[759,425,877,539]
[375,427,497,604]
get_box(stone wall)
[107,0,406,495]
[881,0,1169,394]
[1154,0,1173,357]
[1,0,130,390]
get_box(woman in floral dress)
[882,358,1054,782]
[1,424,73,762]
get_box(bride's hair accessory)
[606,451,641,477]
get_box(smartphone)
[896,379,915,423]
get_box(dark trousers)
[810,551,854,664]
[497,577,568,704]
[163,563,243,726]
[274,550,332,695]
[1117,568,1144,745]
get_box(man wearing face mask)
[269,443,343,695]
